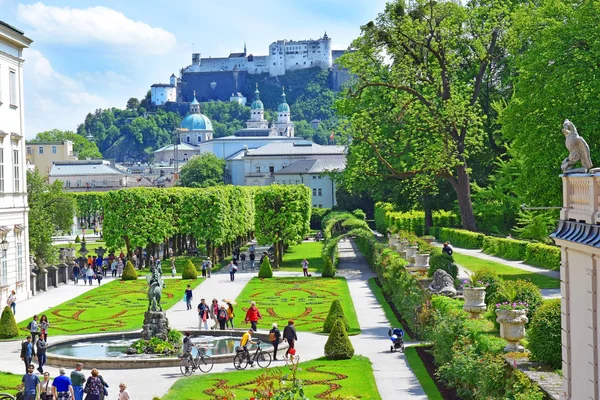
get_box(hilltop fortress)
[151,32,352,107]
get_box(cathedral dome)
[251,99,264,110]
[277,103,290,112]
[181,113,213,131]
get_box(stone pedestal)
[141,311,170,341]
[47,266,58,288]
[58,264,68,284]
[404,246,418,261]
[37,269,48,292]
[414,254,430,271]
[389,236,399,248]
[30,272,37,296]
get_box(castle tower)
[275,86,294,137]
[246,84,269,130]
[170,73,177,86]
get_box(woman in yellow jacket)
[226,302,235,329]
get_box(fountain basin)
[46,330,283,369]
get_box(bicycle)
[180,344,214,376]
[233,340,272,370]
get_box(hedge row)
[524,243,561,271]
[482,236,529,261]
[437,228,485,249]
[374,203,459,236]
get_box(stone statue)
[146,266,164,312]
[561,119,593,172]
[428,269,457,297]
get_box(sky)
[0,0,389,138]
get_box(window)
[9,70,17,107]
[91,180,96,187]
[318,188,322,196]
[0,150,4,193]
[17,237,23,281]
[13,150,19,192]
[318,176,322,179]
[77,180,81,187]
[269,166,275,174]
[295,180,299,184]
[312,176,317,179]
[65,180,71,188]
[255,165,260,173]
[103,180,108,186]
[26,147,31,155]
[318,204,323,208]
[52,146,57,154]
[38,146,44,154]
[312,188,317,196]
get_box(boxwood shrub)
[181,260,198,280]
[528,299,561,369]
[121,261,138,281]
[324,319,354,360]
[524,243,560,270]
[0,306,18,338]
[482,237,528,261]
[438,228,485,249]
[428,252,458,279]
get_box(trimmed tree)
[324,319,354,360]
[323,299,349,333]
[121,260,138,281]
[258,256,273,278]
[528,299,561,369]
[0,306,18,338]
[182,260,198,280]
[322,257,335,278]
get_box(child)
[171,257,177,277]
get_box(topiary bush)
[74,235,81,243]
[121,260,138,281]
[323,299,349,333]
[428,253,458,279]
[322,257,335,278]
[527,299,561,369]
[258,256,273,278]
[524,243,560,270]
[181,260,198,280]
[324,319,354,360]
[352,209,366,221]
[0,306,18,338]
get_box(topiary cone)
[322,257,335,278]
[121,260,138,281]
[182,260,198,280]
[324,319,354,360]
[323,299,349,333]
[258,256,273,278]
[0,306,18,338]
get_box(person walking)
[97,372,109,400]
[244,301,262,332]
[283,320,298,359]
[27,315,39,356]
[39,371,54,400]
[226,302,235,329]
[81,265,88,286]
[86,266,94,286]
[184,285,193,310]
[206,258,212,278]
[36,337,47,373]
[111,259,118,278]
[197,299,210,330]
[73,264,80,285]
[117,257,124,277]
[7,290,16,315]
[210,299,219,330]
[249,252,256,271]
[201,260,207,278]
[240,252,246,271]
[301,258,309,277]
[118,383,132,400]
[95,265,103,285]
[40,314,50,342]
[21,364,39,400]
[52,367,74,400]
[171,257,176,277]
[70,363,85,400]
[83,369,104,400]
[269,323,282,360]
[217,305,229,330]
[228,261,237,281]
[20,335,33,373]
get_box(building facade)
[49,160,127,192]
[26,140,78,176]
[0,20,32,303]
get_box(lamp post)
[0,239,8,255]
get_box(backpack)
[218,310,227,320]
[269,329,277,342]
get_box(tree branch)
[350,81,432,109]
[471,28,499,106]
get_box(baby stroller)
[388,327,405,352]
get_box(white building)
[0,20,32,302]
[49,160,127,191]
[150,74,177,106]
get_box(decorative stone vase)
[463,287,487,319]
[414,254,430,271]
[496,309,528,352]
[404,246,418,261]
[397,241,408,253]
[422,237,435,244]
[65,248,76,258]
[389,236,399,248]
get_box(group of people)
[197,298,236,330]
[19,362,131,400]
[21,314,50,374]
[72,254,127,286]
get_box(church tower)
[274,86,294,137]
[246,84,269,129]
[180,91,214,145]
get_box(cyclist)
[240,329,257,366]
[182,331,193,357]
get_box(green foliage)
[28,129,102,159]
[310,207,331,230]
[0,306,18,338]
[324,319,354,360]
[524,242,560,271]
[504,369,545,400]
[322,257,335,278]
[428,253,458,280]
[374,202,395,233]
[470,267,504,307]
[181,260,198,280]
[167,329,183,344]
[178,153,226,188]
[490,280,544,328]
[528,299,561,369]
[74,235,80,243]
[72,192,107,231]
[121,260,138,281]
[323,299,349,333]
[258,256,273,278]
[352,209,366,221]
[482,237,528,261]
[131,336,178,355]
[438,228,485,249]
[514,210,556,244]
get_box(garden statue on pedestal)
[141,265,170,340]
[147,265,164,312]
[561,119,593,173]
[428,269,457,297]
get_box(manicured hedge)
[181,260,198,279]
[310,207,331,230]
[528,299,561,369]
[375,204,459,237]
[374,202,395,233]
[0,306,18,338]
[482,236,528,261]
[524,242,561,271]
[438,228,485,249]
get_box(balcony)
[561,173,600,224]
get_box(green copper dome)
[277,86,290,112]
[181,113,213,131]
[251,83,264,110]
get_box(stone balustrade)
[560,173,600,224]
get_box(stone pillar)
[30,272,37,296]
[37,269,47,292]
[47,266,58,288]
[57,264,68,284]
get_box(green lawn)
[16,278,202,335]
[453,253,560,289]
[162,356,381,400]
[279,241,324,272]
[235,277,360,335]
[404,347,444,400]
[0,371,29,395]
[368,278,411,340]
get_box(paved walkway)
[337,239,426,399]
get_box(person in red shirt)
[244,301,262,332]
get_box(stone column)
[30,272,37,296]
[47,266,58,288]
[57,263,68,284]
[37,269,47,292]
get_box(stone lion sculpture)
[561,119,593,172]
[428,269,457,297]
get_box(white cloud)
[17,2,176,55]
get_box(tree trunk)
[423,195,433,235]
[273,242,279,269]
[455,164,477,231]
[124,236,131,258]
[278,242,284,265]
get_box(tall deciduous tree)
[178,153,226,188]
[337,0,509,231]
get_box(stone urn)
[414,254,430,271]
[65,248,76,258]
[404,246,418,261]
[496,309,528,352]
[463,287,487,318]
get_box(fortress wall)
[180,71,248,102]
[199,57,247,72]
